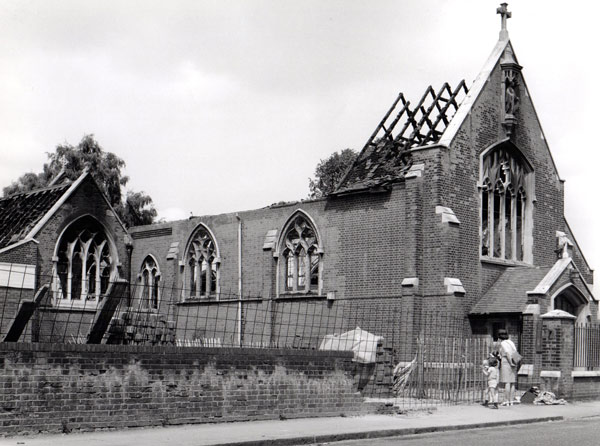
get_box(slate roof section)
[470,266,552,314]
[333,82,468,195]
[0,183,72,249]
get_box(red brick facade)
[126,40,595,348]
[0,34,596,405]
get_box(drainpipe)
[236,213,243,347]
[125,234,134,307]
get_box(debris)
[534,390,567,405]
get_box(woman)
[498,329,518,405]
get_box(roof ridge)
[1,181,73,201]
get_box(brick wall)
[34,176,130,284]
[540,314,575,397]
[123,43,595,346]
[0,343,363,435]
[572,376,600,400]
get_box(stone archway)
[551,284,591,324]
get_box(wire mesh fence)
[0,266,495,408]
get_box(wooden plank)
[3,284,49,342]
[87,279,128,344]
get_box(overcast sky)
[1,0,599,280]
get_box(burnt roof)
[470,266,552,315]
[0,183,72,250]
[334,81,468,195]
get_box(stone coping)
[540,370,561,378]
[572,370,600,378]
[0,341,354,358]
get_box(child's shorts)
[488,380,498,389]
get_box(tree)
[3,134,157,226]
[308,148,357,198]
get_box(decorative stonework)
[405,163,425,179]
[444,278,465,295]
[401,277,419,288]
[435,206,460,225]
[556,231,573,259]
[500,45,522,137]
[541,309,577,320]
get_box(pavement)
[3,400,600,446]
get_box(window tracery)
[481,146,530,262]
[54,217,115,305]
[139,256,160,309]
[185,225,218,299]
[280,214,321,293]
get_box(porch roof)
[470,266,552,315]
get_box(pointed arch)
[276,210,324,296]
[183,223,220,300]
[551,283,591,323]
[479,139,534,263]
[52,214,119,306]
[137,254,161,310]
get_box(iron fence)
[574,323,600,370]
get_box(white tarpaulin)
[319,327,383,364]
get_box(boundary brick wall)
[572,376,600,400]
[0,343,363,435]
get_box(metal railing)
[574,323,600,370]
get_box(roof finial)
[496,3,511,40]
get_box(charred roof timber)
[334,81,469,195]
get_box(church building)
[0,4,595,360]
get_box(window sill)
[177,296,263,306]
[480,256,532,267]
[274,293,326,301]
[49,302,98,313]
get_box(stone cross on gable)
[497,3,511,40]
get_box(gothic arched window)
[480,145,532,262]
[280,213,321,293]
[138,256,160,309]
[185,225,219,299]
[54,216,116,305]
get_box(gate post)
[540,310,576,398]
[519,303,541,389]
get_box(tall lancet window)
[185,225,219,299]
[138,256,160,310]
[280,213,321,293]
[480,144,532,262]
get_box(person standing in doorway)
[498,328,519,405]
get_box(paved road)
[313,417,600,446]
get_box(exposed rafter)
[365,81,468,152]
[334,81,469,195]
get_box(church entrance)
[552,285,590,324]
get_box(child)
[481,357,499,409]
[481,359,490,406]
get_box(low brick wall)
[572,373,600,400]
[0,343,364,435]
